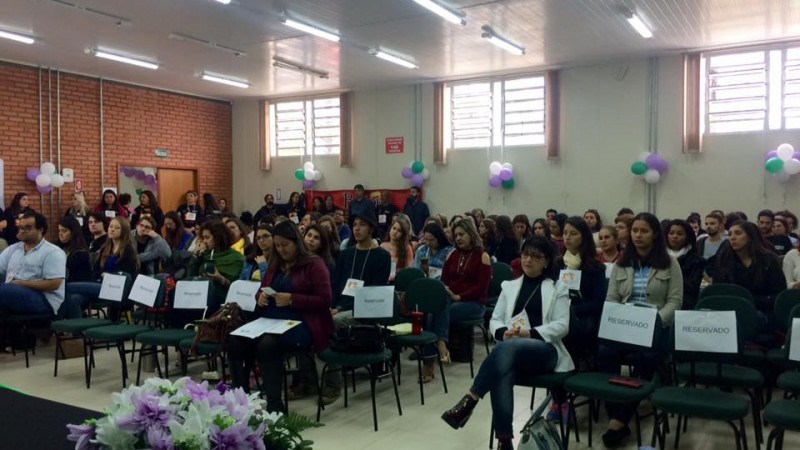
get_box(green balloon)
[630,161,648,175]
[135,188,143,196]
[765,157,785,174]
[411,160,424,174]
[294,169,305,180]
[501,178,515,189]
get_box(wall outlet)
[62,168,74,182]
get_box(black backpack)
[329,324,387,353]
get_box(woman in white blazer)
[441,237,573,450]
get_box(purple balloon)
[499,168,513,181]
[645,154,668,174]
[133,171,145,180]
[145,174,156,185]
[488,175,502,188]
[793,152,800,161]
[37,185,52,194]
[765,150,779,161]
[401,166,414,179]
[410,174,424,187]
[302,180,315,189]
[26,167,40,182]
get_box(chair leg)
[750,388,763,448]
[468,328,475,378]
[117,341,129,388]
[740,417,749,450]
[368,367,378,432]
[316,364,328,422]
[674,415,682,449]
[136,345,145,386]
[163,347,169,379]
[766,427,782,450]
[416,347,425,405]
[153,347,163,379]
[85,339,93,389]
[53,333,62,377]
[390,362,402,416]
[587,398,593,447]
[481,325,490,355]
[437,351,448,394]
[634,410,642,447]
[343,368,349,408]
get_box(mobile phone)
[261,287,277,296]
[609,376,644,389]
[203,261,216,274]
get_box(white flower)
[94,416,138,450]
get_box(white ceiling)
[2,0,800,100]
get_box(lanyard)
[350,247,372,280]
[516,281,541,313]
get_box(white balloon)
[50,173,65,188]
[303,161,315,171]
[786,158,800,175]
[489,161,502,176]
[312,170,322,181]
[775,169,792,182]
[421,168,430,180]
[643,169,660,184]
[304,169,315,180]
[777,143,795,161]
[501,162,513,171]
[40,162,56,175]
[638,152,652,162]
[35,173,51,187]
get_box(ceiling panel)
[1,0,800,99]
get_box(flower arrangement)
[67,377,321,450]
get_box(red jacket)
[259,256,334,352]
[93,204,129,219]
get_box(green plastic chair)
[489,262,513,298]
[774,290,800,333]
[84,276,167,388]
[675,295,765,448]
[765,305,800,449]
[394,267,426,292]
[389,278,448,405]
[700,283,755,303]
[0,312,56,368]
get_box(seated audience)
[697,212,728,262]
[666,219,704,309]
[177,190,204,229]
[511,215,531,250]
[783,242,800,289]
[549,213,568,255]
[93,189,128,219]
[132,216,171,275]
[686,212,705,237]
[532,218,552,240]
[379,214,414,281]
[187,220,244,314]
[304,224,335,276]
[583,209,603,241]
[614,214,634,251]
[494,216,521,265]
[478,218,497,257]
[57,217,92,284]
[441,237,572,450]
[254,194,279,226]
[224,216,251,255]
[202,193,223,219]
[65,192,92,243]
[130,190,165,233]
[240,225,273,281]
[119,193,134,217]
[770,215,794,255]
[413,222,454,278]
[86,212,108,255]
[333,209,351,242]
[285,191,306,219]
[321,195,337,215]
[4,192,36,245]
[163,211,193,252]
[218,197,229,213]
[596,225,621,264]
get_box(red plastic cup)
[410,311,423,335]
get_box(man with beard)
[254,193,279,226]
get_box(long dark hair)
[98,189,120,210]
[246,224,273,264]
[564,216,602,270]
[203,193,220,212]
[495,215,517,241]
[8,192,31,215]
[584,209,603,232]
[480,218,496,247]
[520,236,559,280]
[512,214,531,236]
[716,220,774,286]
[164,211,187,250]
[422,222,449,250]
[201,219,233,251]
[304,224,333,266]
[270,220,317,271]
[666,219,698,254]
[139,190,160,212]
[58,216,87,255]
[618,212,671,270]
[532,218,552,240]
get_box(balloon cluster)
[400,160,430,187]
[488,161,515,189]
[764,143,800,182]
[26,162,65,193]
[630,152,668,184]
[120,167,158,195]
[295,161,323,189]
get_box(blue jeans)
[432,299,485,342]
[0,284,52,315]
[471,338,558,437]
[62,282,102,319]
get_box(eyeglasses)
[256,235,271,241]
[521,252,546,261]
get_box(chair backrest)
[129,276,167,325]
[489,262,513,297]
[394,267,425,292]
[699,283,754,304]
[784,304,800,369]
[405,278,448,315]
[696,294,758,342]
[105,272,134,323]
[775,289,800,333]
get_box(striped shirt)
[632,266,651,304]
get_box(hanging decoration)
[296,161,323,189]
[27,162,65,193]
[120,167,158,195]
[400,160,429,187]
[488,161,515,190]
[764,143,800,182]
[630,152,668,184]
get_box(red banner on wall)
[303,188,420,214]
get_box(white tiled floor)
[2,338,798,450]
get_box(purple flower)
[210,423,251,450]
[117,394,172,432]
[245,422,266,450]
[146,428,175,450]
[183,379,210,402]
[66,423,97,450]
[215,381,230,394]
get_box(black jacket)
[676,251,705,309]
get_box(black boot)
[441,394,478,429]
[497,438,513,450]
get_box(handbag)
[329,324,387,354]
[189,302,245,356]
[517,393,564,450]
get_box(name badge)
[559,269,582,290]
[185,212,197,222]
[598,302,658,348]
[99,273,127,302]
[128,274,161,307]
[225,280,261,312]
[291,216,300,224]
[428,267,442,279]
[675,310,737,353]
[390,261,397,278]
[509,310,530,331]
[605,263,614,278]
[76,217,84,226]
[174,280,210,310]
[105,210,116,218]
[353,286,395,318]
[378,214,387,224]
[342,278,365,296]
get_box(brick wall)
[0,61,232,225]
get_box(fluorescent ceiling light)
[282,16,340,42]
[370,49,418,69]
[272,57,329,79]
[481,26,524,55]
[625,10,652,38]
[411,0,466,25]
[169,32,246,57]
[0,29,35,45]
[214,0,231,4]
[92,49,158,70]
[200,72,249,88]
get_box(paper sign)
[225,280,261,312]
[99,273,127,302]
[105,210,116,218]
[230,317,301,339]
[559,269,582,290]
[674,310,737,353]
[605,263,614,278]
[174,280,210,310]
[342,278,365,296]
[428,267,442,279]
[385,136,404,154]
[598,302,658,347]
[128,274,161,307]
[353,286,395,318]
[790,318,800,362]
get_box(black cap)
[352,211,378,232]
[354,184,365,190]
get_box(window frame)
[268,95,342,158]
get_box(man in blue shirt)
[0,213,66,316]
[347,184,375,226]
[403,186,430,236]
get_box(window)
[269,96,340,157]
[703,44,800,134]
[443,75,545,150]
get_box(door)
[157,168,197,214]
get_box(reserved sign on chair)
[791,318,800,362]
[98,273,127,302]
[354,286,395,319]
[128,275,160,307]
[598,302,658,347]
[674,310,738,353]
[225,280,261,312]
[174,281,210,310]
